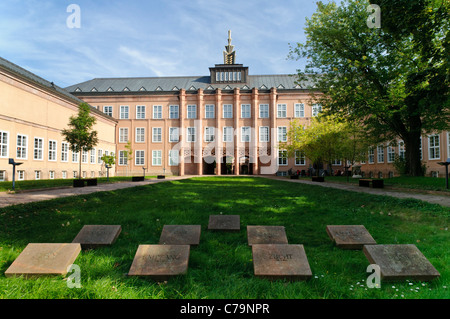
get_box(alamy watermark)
[367,4,381,29]
[366,264,381,288]
[66,4,81,29]
[66,264,81,288]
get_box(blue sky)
[0,0,321,87]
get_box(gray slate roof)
[65,74,314,94]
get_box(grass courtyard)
[0,176,448,299]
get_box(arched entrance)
[239,156,253,175]
[221,156,234,175]
[203,156,216,175]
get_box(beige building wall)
[0,69,117,182]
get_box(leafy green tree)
[61,103,98,179]
[289,0,449,176]
[123,140,133,176]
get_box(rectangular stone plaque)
[72,225,122,249]
[326,225,376,249]
[363,244,440,281]
[208,215,240,231]
[159,225,201,246]
[252,244,312,281]
[128,245,190,280]
[5,243,81,278]
[247,226,288,246]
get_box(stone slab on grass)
[208,215,240,231]
[159,225,201,246]
[363,244,440,281]
[247,226,288,246]
[72,225,122,249]
[326,225,376,249]
[5,243,81,278]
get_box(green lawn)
[0,177,448,299]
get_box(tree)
[61,103,98,179]
[123,140,133,176]
[289,0,449,176]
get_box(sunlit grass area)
[0,177,448,299]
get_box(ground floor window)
[135,150,145,166]
[49,171,55,179]
[169,150,179,166]
[35,170,41,180]
[152,150,162,166]
[295,151,305,165]
[0,170,5,181]
[18,170,24,180]
[428,135,440,160]
[278,150,288,166]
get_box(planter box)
[86,178,97,186]
[132,176,145,182]
[73,179,85,188]
[290,175,299,179]
[157,175,165,179]
[312,176,324,182]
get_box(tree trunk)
[79,150,82,179]
[404,131,424,177]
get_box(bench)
[359,179,384,188]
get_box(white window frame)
[35,170,41,180]
[205,127,215,142]
[18,170,25,181]
[295,150,306,166]
[153,105,163,119]
[278,150,288,166]
[90,147,96,164]
[0,170,5,181]
[97,149,103,164]
[33,137,44,161]
[103,106,113,117]
[136,105,146,119]
[387,144,395,163]
[152,127,162,143]
[187,105,197,119]
[312,104,322,117]
[135,150,145,166]
[62,171,67,179]
[241,126,251,143]
[118,150,127,166]
[152,150,162,166]
[205,104,215,119]
[447,132,450,160]
[169,127,179,143]
[277,126,287,142]
[169,105,179,119]
[135,127,145,143]
[82,149,88,164]
[398,140,406,159]
[187,127,196,142]
[295,103,305,118]
[49,140,57,162]
[241,104,251,118]
[16,134,28,159]
[428,134,440,160]
[259,104,269,118]
[119,128,129,143]
[377,145,384,163]
[169,150,179,166]
[223,104,233,118]
[61,142,69,162]
[72,150,79,163]
[259,126,269,143]
[368,147,375,164]
[0,131,8,158]
[120,105,129,119]
[277,104,287,118]
[223,127,233,142]
[49,171,55,180]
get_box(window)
[73,171,77,179]
[17,134,27,159]
[119,128,129,143]
[103,106,113,117]
[49,171,55,180]
[277,127,287,142]
[90,148,95,164]
[135,150,145,166]
[72,150,78,163]
[223,127,233,142]
[387,144,395,163]
[259,126,269,143]
[169,105,179,119]
[259,104,269,118]
[187,127,196,142]
[377,145,384,163]
[49,140,57,162]
[428,135,440,160]
[35,170,41,180]
[97,149,103,164]
[18,170,25,180]
[0,170,5,181]
[277,104,287,118]
[295,104,305,118]
[241,104,251,118]
[34,137,43,160]
[368,147,375,164]
[118,150,127,166]
[223,104,233,118]
[205,127,215,142]
[82,149,88,163]
[152,150,162,166]
[136,128,145,143]
[312,104,322,117]
[152,127,162,142]
[120,105,129,119]
[61,142,68,162]
[278,150,288,166]
[0,131,8,158]
[169,150,179,166]
[332,159,342,165]
[62,171,67,179]
[136,105,146,119]
[398,140,406,159]
[241,127,251,143]
[169,127,179,142]
[153,105,162,119]
[295,151,306,165]
[187,105,197,119]
[205,105,215,119]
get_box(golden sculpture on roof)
[223,30,236,65]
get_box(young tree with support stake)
[62,102,98,181]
